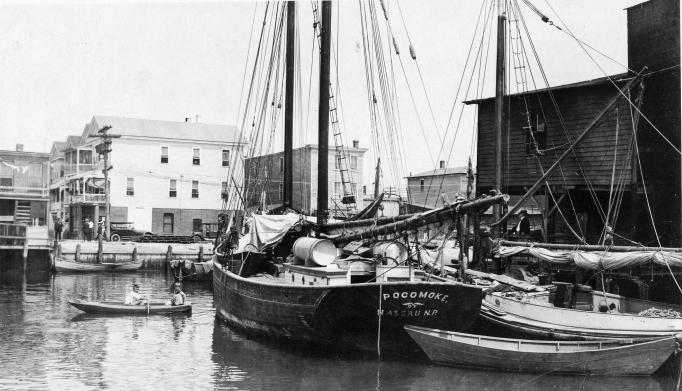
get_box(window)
[221,181,228,199]
[192,218,202,232]
[193,148,200,165]
[334,182,341,196]
[0,164,12,187]
[350,156,358,170]
[79,150,92,164]
[279,157,284,173]
[525,110,547,156]
[222,150,230,167]
[363,185,367,195]
[163,213,174,234]
[126,177,134,196]
[191,180,199,198]
[350,183,357,195]
[420,179,424,192]
[335,154,341,169]
[161,146,169,163]
[278,183,283,201]
[169,179,177,198]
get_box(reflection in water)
[1,269,681,390]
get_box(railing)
[0,186,49,198]
[64,162,101,176]
[0,223,27,246]
[70,194,106,204]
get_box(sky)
[0,0,646,190]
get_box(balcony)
[64,162,102,177]
[69,194,106,204]
[0,186,49,198]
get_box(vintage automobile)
[191,222,220,242]
[109,222,152,242]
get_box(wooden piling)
[75,244,81,262]
[198,246,204,262]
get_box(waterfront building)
[50,116,243,239]
[468,0,679,245]
[0,144,50,226]
[406,161,473,209]
[243,142,366,218]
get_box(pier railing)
[0,223,27,246]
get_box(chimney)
[439,160,445,169]
[16,144,23,152]
[185,117,191,122]
[352,140,359,148]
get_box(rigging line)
[234,3,260,133]
[427,2,493,205]
[424,2,494,206]
[515,3,607,227]
[542,0,681,156]
[369,1,405,187]
[380,2,409,186]
[393,0,443,144]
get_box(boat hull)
[68,300,191,314]
[405,325,679,376]
[55,258,142,273]
[212,257,484,356]
[482,293,682,340]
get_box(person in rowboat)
[166,282,186,306]
[125,283,147,305]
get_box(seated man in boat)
[166,282,186,306]
[125,284,147,305]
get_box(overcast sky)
[0,0,645,188]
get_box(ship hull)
[212,256,484,356]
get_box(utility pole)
[91,126,120,257]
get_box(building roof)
[464,72,631,105]
[83,115,242,144]
[407,166,469,178]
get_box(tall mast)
[317,1,331,225]
[283,1,295,209]
[492,0,506,238]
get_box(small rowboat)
[68,299,191,315]
[55,258,142,273]
[404,325,680,376]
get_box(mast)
[492,0,506,239]
[283,1,295,208]
[317,1,331,225]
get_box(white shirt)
[125,290,143,305]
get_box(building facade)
[0,144,49,226]
[406,162,473,209]
[470,0,680,245]
[50,116,243,239]
[243,143,366,218]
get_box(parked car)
[192,222,220,242]
[109,222,152,242]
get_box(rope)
[377,282,382,358]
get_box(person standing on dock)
[54,218,63,241]
[514,210,530,235]
[86,218,94,241]
[125,284,147,305]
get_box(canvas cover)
[497,245,682,270]
[236,213,303,253]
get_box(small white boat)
[404,325,680,376]
[55,258,142,273]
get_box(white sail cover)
[236,213,303,253]
[497,245,682,270]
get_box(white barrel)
[293,237,337,267]
[372,241,409,263]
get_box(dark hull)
[212,258,484,356]
[69,300,192,314]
